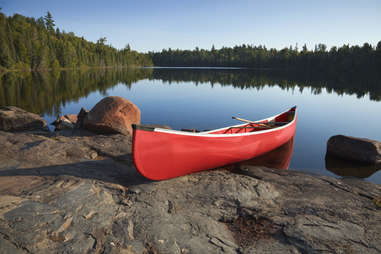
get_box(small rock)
[75,107,88,129]
[89,151,98,160]
[181,248,190,254]
[84,96,140,136]
[51,118,73,131]
[51,114,78,131]
[84,211,97,220]
[0,106,48,132]
[327,135,381,164]
[64,114,78,124]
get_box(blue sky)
[1,0,380,52]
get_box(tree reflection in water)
[1,68,380,118]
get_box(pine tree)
[44,11,55,32]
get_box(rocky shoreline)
[0,104,381,253]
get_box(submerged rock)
[84,96,140,136]
[0,106,48,132]
[327,135,381,164]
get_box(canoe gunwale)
[132,106,297,138]
[132,124,155,132]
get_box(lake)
[1,67,381,184]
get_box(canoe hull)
[132,107,297,180]
[239,136,295,170]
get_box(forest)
[0,11,152,71]
[150,43,381,76]
[0,11,380,76]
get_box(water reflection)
[0,68,152,116]
[1,68,381,118]
[239,137,295,169]
[150,68,381,101]
[325,154,381,179]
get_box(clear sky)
[1,0,380,52]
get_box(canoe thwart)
[181,128,200,133]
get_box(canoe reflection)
[238,136,294,170]
[325,155,381,178]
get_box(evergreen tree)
[44,11,55,32]
[375,41,381,70]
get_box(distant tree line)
[150,42,381,75]
[0,11,152,71]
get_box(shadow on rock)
[0,155,151,187]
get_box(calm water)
[1,68,381,184]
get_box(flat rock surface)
[0,131,381,254]
[0,106,48,132]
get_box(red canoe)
[132,106,297,180]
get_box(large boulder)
[0,106,48,132]
[327,135,381,164]
[84,96,140,136]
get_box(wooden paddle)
[232,116,289,127]
[232,116,271,127]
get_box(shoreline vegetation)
[0,64,149,74]
[0,11,380,78]
[0,11,153,72]
[149,42,381,75]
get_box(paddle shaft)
[232,116,269,127]
[232,116,289,127]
